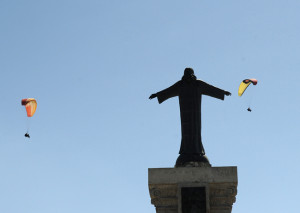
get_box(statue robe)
[156,79,226,155]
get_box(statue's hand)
[149,93,157,99]
[225,91,231,96]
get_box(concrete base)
[148,167,237,213]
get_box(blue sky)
[1,1,300,212]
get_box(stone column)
[148,167,237,213]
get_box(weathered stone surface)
[149,167,237,184]
[209,183,237,213]
[149,184,178,208]
[156,207,178,213]
[148,167,237,213]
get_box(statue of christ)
[149,68,231,167]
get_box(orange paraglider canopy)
[21,98,37,117]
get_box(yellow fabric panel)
[238,82,251,96]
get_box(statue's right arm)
[149,93,157,99]
[149,81,180,103]
[156,81,180,103]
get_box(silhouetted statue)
[149,68,231,167]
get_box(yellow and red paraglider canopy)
[238,79,258,96]
[21,98,37,117]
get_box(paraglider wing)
[238,79,258,96]
[21,98,37,117]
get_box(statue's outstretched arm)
[149,93,157,99]
[155,81,180,104]
[198,80,230,100]
[225,91,231,96]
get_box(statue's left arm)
[198,80,231,100]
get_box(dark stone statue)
[149,68,231,167]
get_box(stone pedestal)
[148,167,237,213]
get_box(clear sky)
[1,0,300,212]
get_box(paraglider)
[21,98,37,138]
[238,79,257,112]
[238,79,257,96]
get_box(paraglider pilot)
[149,68,231,167]
[24,133,30,138]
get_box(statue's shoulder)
[174,80,183,86]
[195,79,211,89]
[196,79,205,83]
[196,79,207,85]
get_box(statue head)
[182,68,197,81]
